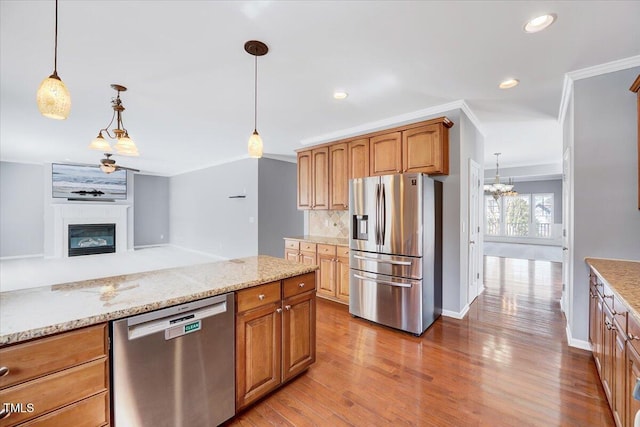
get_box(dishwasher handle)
[126,295,230,341]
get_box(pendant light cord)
[53,0,58,76]
[254,54,258,132]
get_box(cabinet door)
[627,342,640,427]
[282,291,316,382]
[349,138,370,179]
[300,251,316,266]
[370,132,401,176]
[613,324,626,427]
[603,305,615,404]
[312,147,329,209]
[336,255,350,303]
[297,151,312,209]
[402,124,448,175]
[594,296,605,376]
[284,248,299,263]
[329,143,349,210]
[236,302,282,410]
[317,254,336,298]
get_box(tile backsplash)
[308,210,349,238]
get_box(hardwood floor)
[225,256,613,426]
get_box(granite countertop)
[285,235,349,246]
[0,255,317,346]
[585,257,640,320]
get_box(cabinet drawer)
[18,391,109,427]
[284,240,300,250]
[283,273,316,298]
[0,358,108,427]
[237,281,281,313]
[300,242,316,252]
[337,246,350,258]
[628,315,640,355]
[317,244,336,257]
[0,324,107,389]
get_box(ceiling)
[1,1,639,176]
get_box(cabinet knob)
[276,308,282,314]
[285,305,291,311]
[0,366,9,377]
[298,283,305,288]
[629,334,640,341]
[258,294,265,301]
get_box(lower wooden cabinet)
[235,273,316,411]
[0,324,109,427]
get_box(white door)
[561,148,572,318]
[468,159,481,304]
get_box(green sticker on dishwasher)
[184,320,201,334]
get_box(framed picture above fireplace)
[52,163,127,200]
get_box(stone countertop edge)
[284,235,349,246]
[585,257,640,322]
[0,255,318,347]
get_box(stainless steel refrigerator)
[349,173,442,335]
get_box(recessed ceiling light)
[333,90,348,100]
[499,79,520,89]
[524,13,556,33]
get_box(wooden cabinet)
[370,132,402,176]
[297,148,329,210]
[627,314,640,427]
[329,143,349,210]
[348,138,370,179]
[0,324,109,426]
[283,239,316,265]
[316,244,349,304]
[335,246,350,303]
[235,273,316,410]
[402,122,450,175]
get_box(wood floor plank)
[225,256,613,426]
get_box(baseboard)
[442,303,470,320]
[566,323,591,351]
[0,253,44,261]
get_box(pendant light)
[245,40,268,158]
[36,0,71,120]
[484,153,517,200]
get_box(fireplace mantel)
[52,204,131,258]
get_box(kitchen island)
[0,255,318,426]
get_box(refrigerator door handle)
[353,273,412,288]
[375,183,381,246]
[353,254,412,266]
[381,183,386,243]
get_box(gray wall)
[134,174,170,247]
[571,66,640,341]
[258,158,303,257]
[499,179,563,224]
[0,162,44,257]
[170,158,259,258]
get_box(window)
[484,193,554,238]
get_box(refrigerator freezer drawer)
[349,270,424,335]
[350,250,422,280]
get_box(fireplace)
[68,224,116,257]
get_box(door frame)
[561,147,573,325]
[467,158,482,305]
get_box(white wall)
[134,174,170,247]
[170,158,259,258]
[570,66,640,342]
[0,162,44,257]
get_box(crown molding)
[558,55,640,126]
[299,99,485,147]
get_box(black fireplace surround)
[68,224,116,257]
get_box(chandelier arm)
[53,0,58,75]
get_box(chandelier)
[88,84,139,156]
[484,153,517,200]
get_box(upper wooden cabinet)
[348,138,370,179]
[403,123,449,175]
[370,132,402,176]
[630,74,640,209]
[297,148,329,210]
[296,117,452,210]
[329,143,349,210]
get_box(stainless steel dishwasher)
[112,293,235,427]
